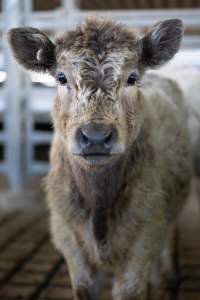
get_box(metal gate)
[0,0,200,190]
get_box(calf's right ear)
[8,27,56,73]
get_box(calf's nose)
[77,123,117,155]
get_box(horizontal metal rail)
[26,8,200,28]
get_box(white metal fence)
[0,0,200,190]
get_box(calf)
[9,17,192,300]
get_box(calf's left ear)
[8,27,56,73]
[140,19,184,68]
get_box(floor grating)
[0,193,199,300]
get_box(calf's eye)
[127,72,138,86]
[57,72,67,85]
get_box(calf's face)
[8,18,183,168]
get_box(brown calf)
[9,17,192,300]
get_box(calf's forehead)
[57,49,138,75]
[56,49,139,100]
[54,18,141,96]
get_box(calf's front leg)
[51,215,99,300]
[112,264,148,300]
[112,224,166,300]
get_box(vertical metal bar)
[2,0,26,191]
[26,88,34,177]
[62,0,80,12]
[23,0,33,20]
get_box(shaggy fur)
[153,66,200,176]
[9,17,192,300]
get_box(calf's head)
[8,18,183,168]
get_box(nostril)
[104,131,113,147]
[80,130,90,147]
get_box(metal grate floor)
[0,191,199,300]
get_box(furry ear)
[141,19,184,68]
[8,27,56,73]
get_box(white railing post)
[2,0,26,191]
[62,0,79,13]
